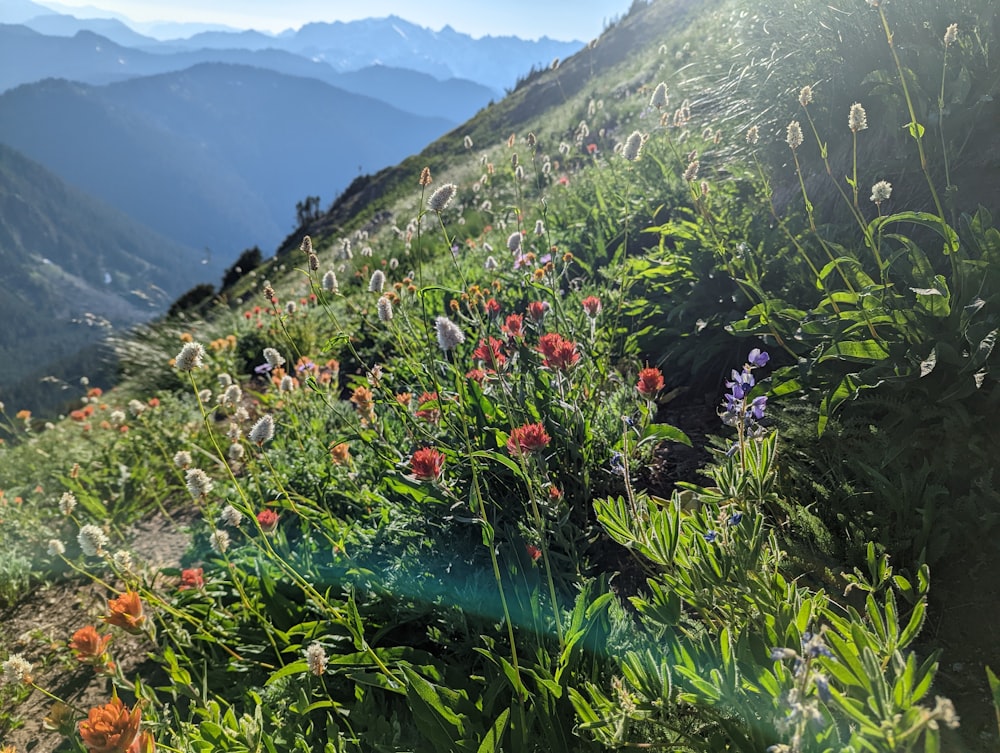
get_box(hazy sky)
[43,0,636,40]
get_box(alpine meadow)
[2,1,1000,752]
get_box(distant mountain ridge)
[6,10,582,93]
[0,63,456,258]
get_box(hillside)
[0,1,998,752]
[0,142,212,411]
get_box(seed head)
[746,125,759,145]
[249,414,275,446]
[419,167,432,186]
[435,316,465,351]
[849,102,868,133]
[263,347,285,368]
[59,492,77,516]
[463,135,473,149]
[185,468,214,498]
[427,183,457,213]
[683,159,700,182]
[78,524,109,557]
[322,270,339,293]
[786,121,804,150]
[377,296,394,322]
[306,642,327,676]
[221,504,244,527]
[507,231,522,253]
[650,82,669,109]
[173,450,192,468]
[622,131,645,162]
[209,529,230,554]
[944,23,958,47]
[174,342,205,371]
[368,270,386,293]
[798,85,813,107]
[300,235,312,254]
[870,180,892,205]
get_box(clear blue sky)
[44,0,636,40]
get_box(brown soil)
[0,508,196,752]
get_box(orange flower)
[178,568,204,591]
[636,367,665,399]
[537,333,580,371]
[15,409,31,421]
[411,447,444,481]
[414,392,442,424]
[78,694,141,753]
[103,592,144,634]
[507,422,551,457]
[69,626,112,666]
[329,442,351,465]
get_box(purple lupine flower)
[748,348,770,368]
[814,674,831,703]
[728,511,743,526]
[750,395,768,420]
[703,530,718,543]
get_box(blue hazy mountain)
[0,64,455,259]
[0,141,212,404]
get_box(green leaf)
[402,667,467,747]
[638,422,692,447]
[264,660,310,686]
[817,340,890,364]
[476,709,510,753]
[986,666,1000,739]
[905,120,926,139]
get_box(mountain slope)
[0,142,212,405]
[0,64,456,258]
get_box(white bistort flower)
[78,524,109,557]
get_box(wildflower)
[526,544,542,562]
[786,120,804,150]
[581,296,602,318]
[463,135,473,149]
[368,270,385,294]
[257,509,279,533]
[474,338,507,370]
[507,423,551,457]
[178,568,204,591]
[78,695,141,753]
[622,131,645,162]
[112,550,133,573]
[637,367,665,398]
[263,347,285,368]
[427,183,457,213]
[174,342,205,371]
[322,270,339,293]
[849,102,868,132]
[220,505,243,527]
[330,442,351,465]
[209,529,230,554]
[503,313,525,339]
[376,296,394,322]
[728,511,743,526]
[48,539,66,556]
[537,332,580,370]
[185,468,213,498]
[78,525,109,557]
[300,235,312,254]
[944,23,958,47]
[59,492,77,516]
[249,415,275,446]
[870,180,892,205]
[484,298,501,318]
[415,392,442,423]
[484,255,498,272]
[69,626,112,666]
[771,647,798,661]
[506,231,522,253]
[411,447,445,481]
[301,641,329,679]
[683,159,699,182]
[798,85,813,107]
[2,653,32,684]
[435,316,465,351]
[703,530,718,543]
[104,591,144,634]
[650,82,668,109]
[932,696,960,729]
[351,386,376,425]
[747,348,770,368]
[419,166,432,186]
[527,301,549,323]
